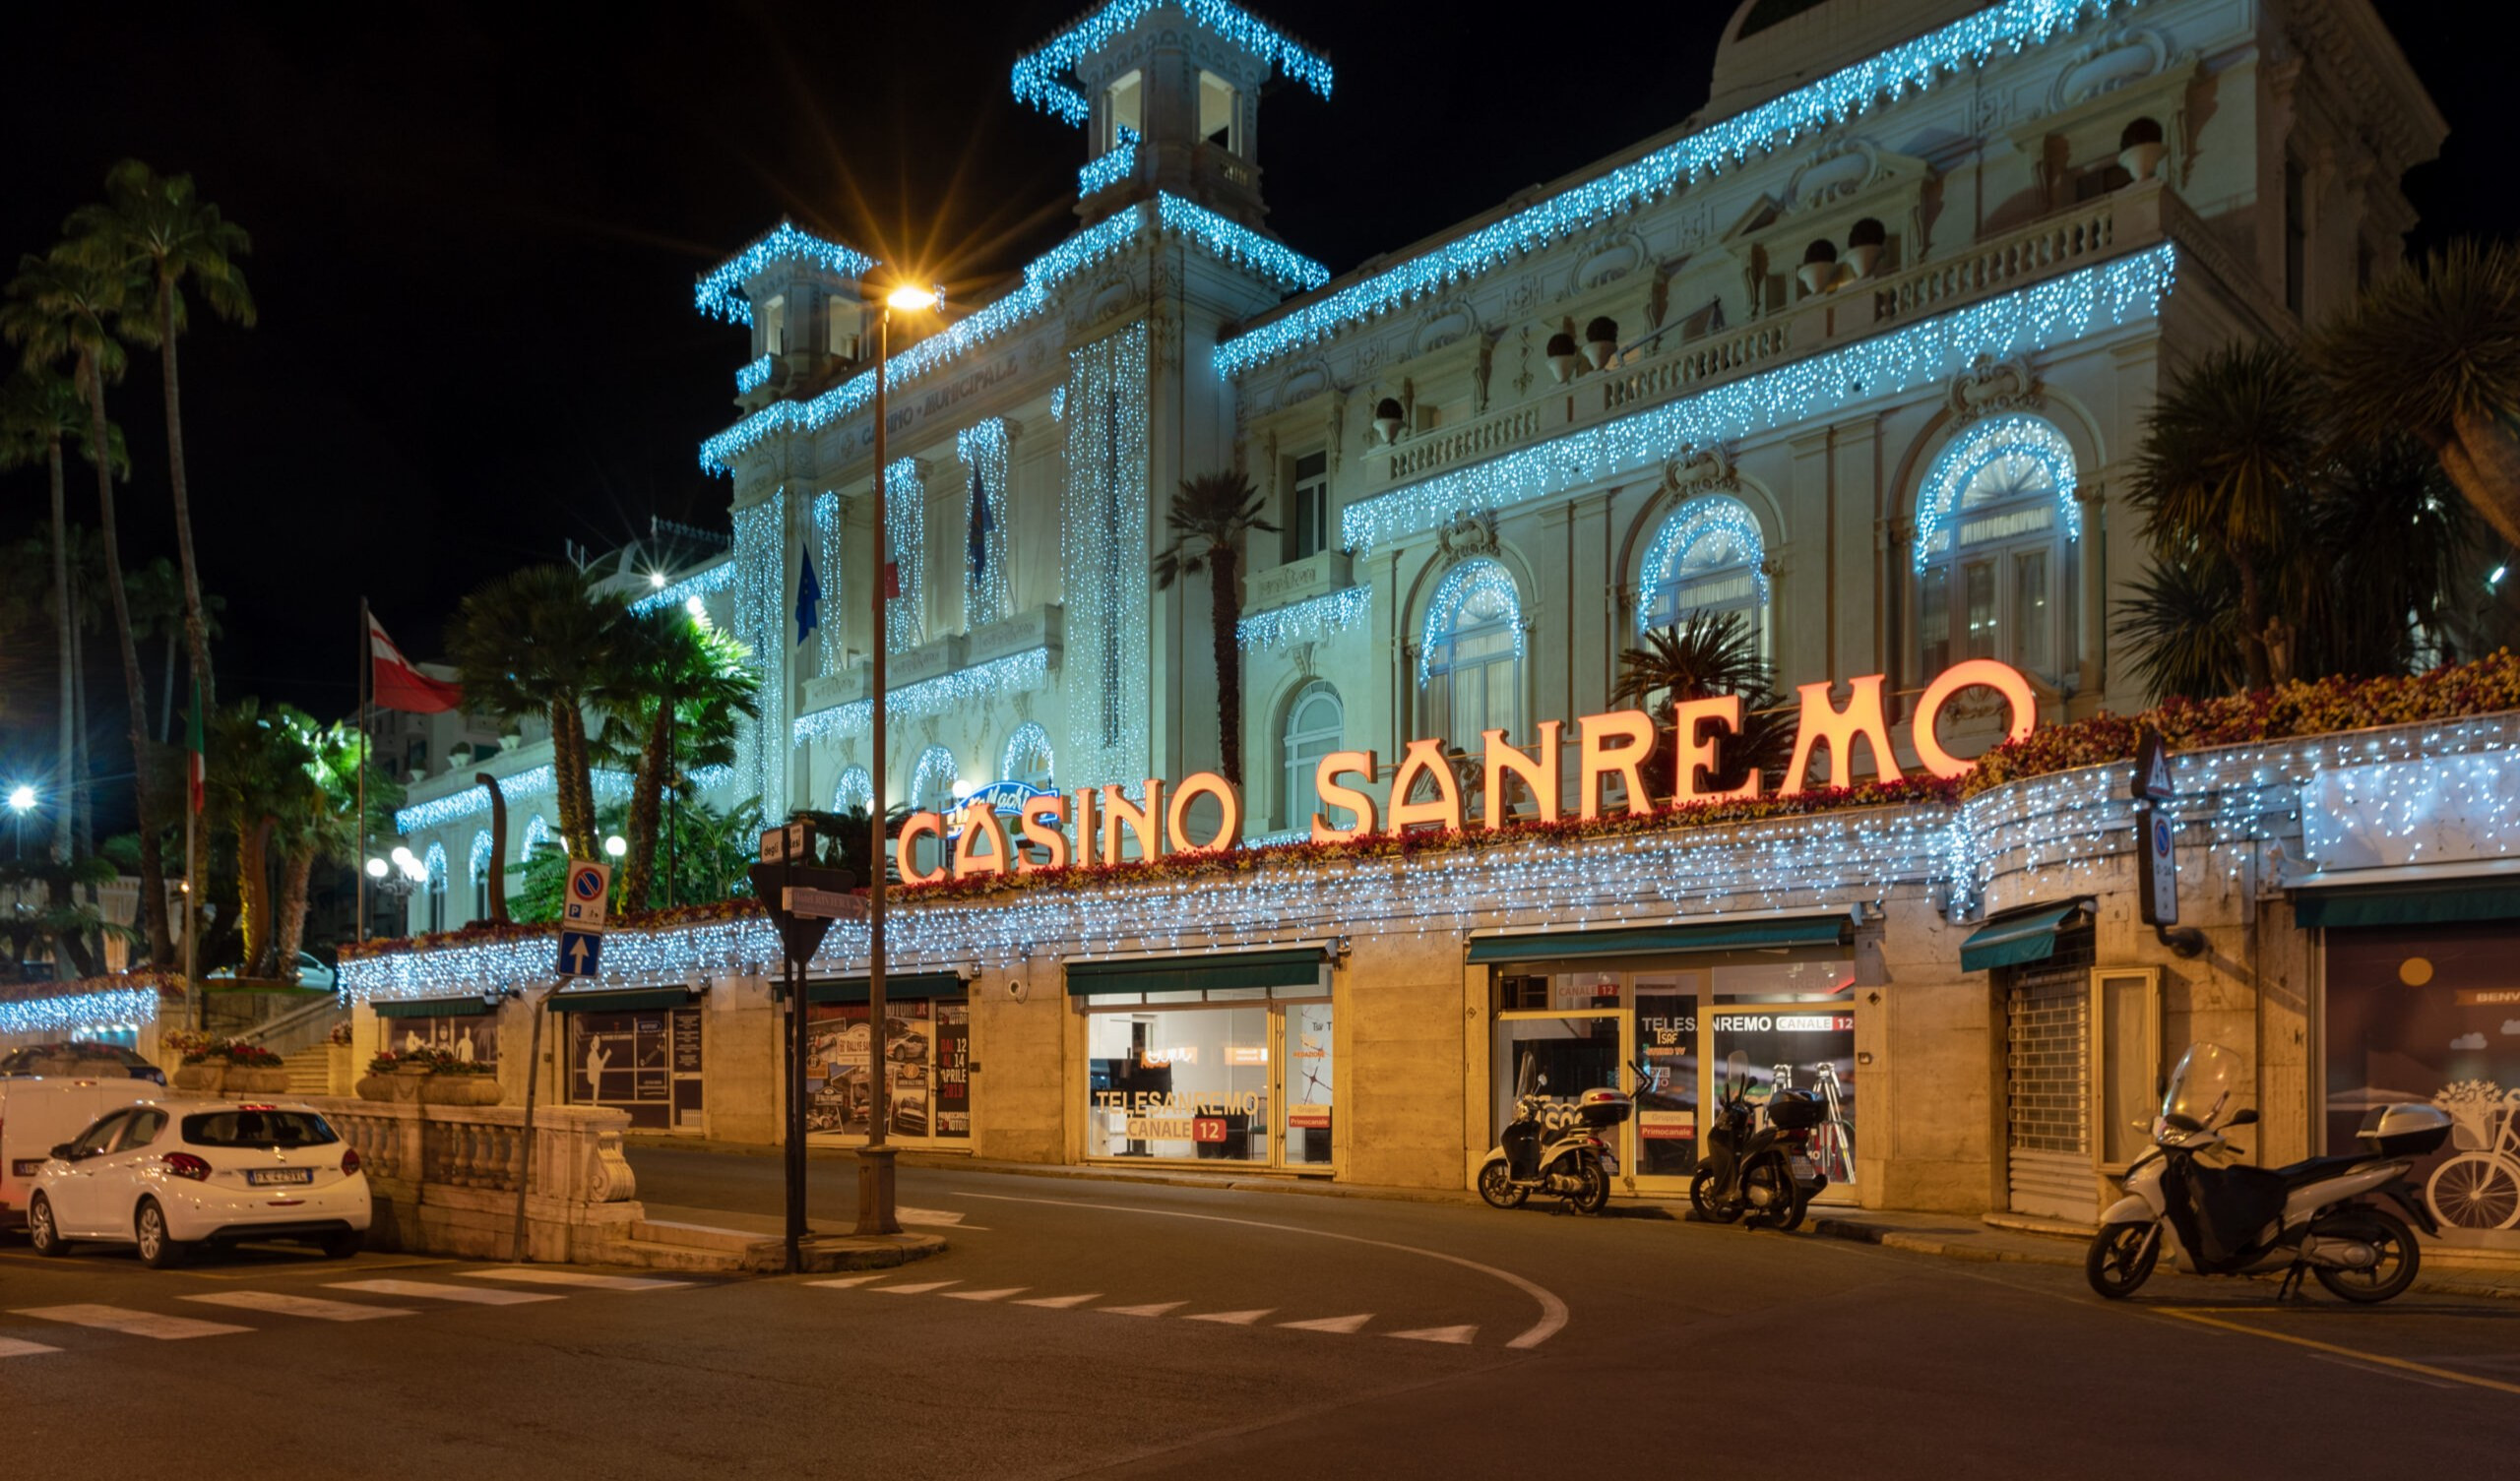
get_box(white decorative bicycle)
[2426,1082,2520,1230]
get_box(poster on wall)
[934,1003,971,1139]
[568,1010,700,1132]
[1634,993,1700,1178]
[2327,922,2520,1238]
[807,999,966,1139]
[387,1015,498,1068]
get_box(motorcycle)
[2087,1042,2450,1303]
[1693,1051,1819,1231]
[1478,1055,1632,1215]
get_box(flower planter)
[354,1075,399,1103]
[420,1076,503,1107]
[173,1062,228,1093]
[229,1067,292,1095]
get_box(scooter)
[2087,1042,2450,1304]
[1692,1051,1817,1231]
[1478,1056,1631,1215]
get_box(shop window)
[1105,70,1143,153]
[1286,450,1330,562]
[1638,495,1771,651]
[1079,983,1330,1167]
[1419,557,1525,751]
[381,1014,497,1069]
[1914,414,2078,684]
[1280,681,1346,829]
[805,997,971,1141]
[566,1008,704,1132]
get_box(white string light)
[0,987,157,1038]
[1238,585,1371,652]
[732,491,788,816]
[1012,1,1333,126]
[1418,558,1526,685]
[1638,496,1771,634]
[735,355,773,395]
[1914,412,2081,568]
[958,419,1013,629]
[1062,325,1152,793]
[694,222,877,326]
[629,560,733,617]
[793,648,1052,743]
[1080,128,1138,197]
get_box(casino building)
[327,0,2520,1243]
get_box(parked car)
[201,950,336,993]
[26,1099,370,1266]
[0,1042,167,1084]
[0,1078,157,1229]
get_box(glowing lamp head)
[604,834,628,859]
[649,571,668,589]
[685,595,708,620]
[365,858,390,880]
[391,846,415,867]
[5,784,33,814]
[885,284,938,313]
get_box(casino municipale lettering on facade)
[308,0,2513,1239]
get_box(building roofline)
[1012,0,1333,125]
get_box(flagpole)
[357,597,369,946]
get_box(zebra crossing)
[804,1275,1485,1344]
[1,1268,690,1361]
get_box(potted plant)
[357,1050,428,1104]
[2119,116,2167,183]
[1373,397,1406,445]
[1546,331,1581,383]
[1583,315,1619,371]
[1846,217,1888,279]
[1797,238,1841,296]
[173,1039,233,1093]
[224,1042,292,1095]
[420,1054,503,1107]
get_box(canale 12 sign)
[896,657,2035,884]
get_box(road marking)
[13,1305,250,1340]
[1279,1314,1373,1334]
[2157,1309,2520,1397]
[957,1193,1570,1349]
[1099,1301,1185,1317]
[1184,1309,1275,1325]
[183,1292,411,1323]
[870,1281,959,1295]
[2309,1352,2467,1389]
[1388,1325,1479,1345]
[940,1288,1028,1302]
[807,1276,889,1289]
[465,1268,689,1292]
[0,1337,61,1358]
[1013,1293,1102,1309]
[328,1280,560,1306]
[898,1206,986,1229]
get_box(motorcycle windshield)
[1724,1050,1748,1100]
[2162,1043,2245,1129]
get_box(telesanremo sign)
[895,658,2038,885]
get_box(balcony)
[1245,550,1353,614]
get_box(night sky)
[0,0,2503,737]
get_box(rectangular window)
[2015,549,2050,672]
[1198,71,1238,152]
[568,1009,704,1132]
[1106,70,1143,152]
[382,1014,499,1070]
[1088,1004,1274,1161]
[1289,451,1330,561]
[1964,559,1997,660]
[827,299,856,360]
[762,295,787,357]
[1920,567,1951,674]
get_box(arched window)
[523,815,554,860]
[1280,681,1346,829]
[423,842,449,935]
[468,831,494,924]
[1418,558,1525,747]
[1000,723,1054,791]
[909,746,959,874]
[1639,495,1770,648]
[1914,413,2080,682]
[833,766,873,817]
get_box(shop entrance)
[1489,945,1858,1203]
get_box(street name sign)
[784,886,854,920]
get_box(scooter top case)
[2359,1103,2451,1158]
[1576,1087,1633,1127]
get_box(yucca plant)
[1609,612,1790,798]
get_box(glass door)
[1630,975,1702,1193]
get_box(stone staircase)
[282,1045,334,1097]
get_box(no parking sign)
[565,859,611,928]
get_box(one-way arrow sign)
[556,929,604,979]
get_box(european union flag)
[795,548,821,647]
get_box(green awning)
[783,972,968,1005]
[1959,899,2093,973]
[544,987,700,1015]
[1066,949,1324,997]
[1466,915,1850,964]
[2295,881,2520,930]
[374,996,496,1019]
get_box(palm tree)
[124,558,218,741]
[2311,240,2520,551]
[2299,438,2473,677]
[1609,613,1791,798]
[68,160,253,721]
[2128,343,2318,691]
[1152,470,1277,787]
[2112,548,2247,702]
[446,566,620,861]
[4,246,173,964]
[207,698,312,977]
[268,714,392,973]
[2,371,89,862]
[596,608,756,913]
[0,851,132,979]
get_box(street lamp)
[6,783,32,861]
[859,278,937,1239]
[603,834,627,860]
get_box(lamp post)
[860,281,935,1239]
[6,784,33,861]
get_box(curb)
[1810,1216,2079,1267]
[792,1232,948,1274]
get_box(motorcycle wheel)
[2312,1208,2421,1304]
[1689,1167,1740,1224]
[2085,1220,2160,1299]
[1742,1157,1798,1231]
[1477,1161,1528,1210]
[1568,1159,1611,1216]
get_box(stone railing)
[308,1097,642,1263]
[1601,320,1796,413]
[1869,193,2129,326]
[1386,404,1543,482]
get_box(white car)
[26,1099,370,1267]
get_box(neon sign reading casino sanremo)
[894,658,2038,884]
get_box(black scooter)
[1691,1051,1817,1231]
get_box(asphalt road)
[5,1148,2516,1479]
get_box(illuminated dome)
[1703,0,1984,121]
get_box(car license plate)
[247,1168,314,1188]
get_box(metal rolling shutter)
[2005,948,2096,1221]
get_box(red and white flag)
[370,612,464,713]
